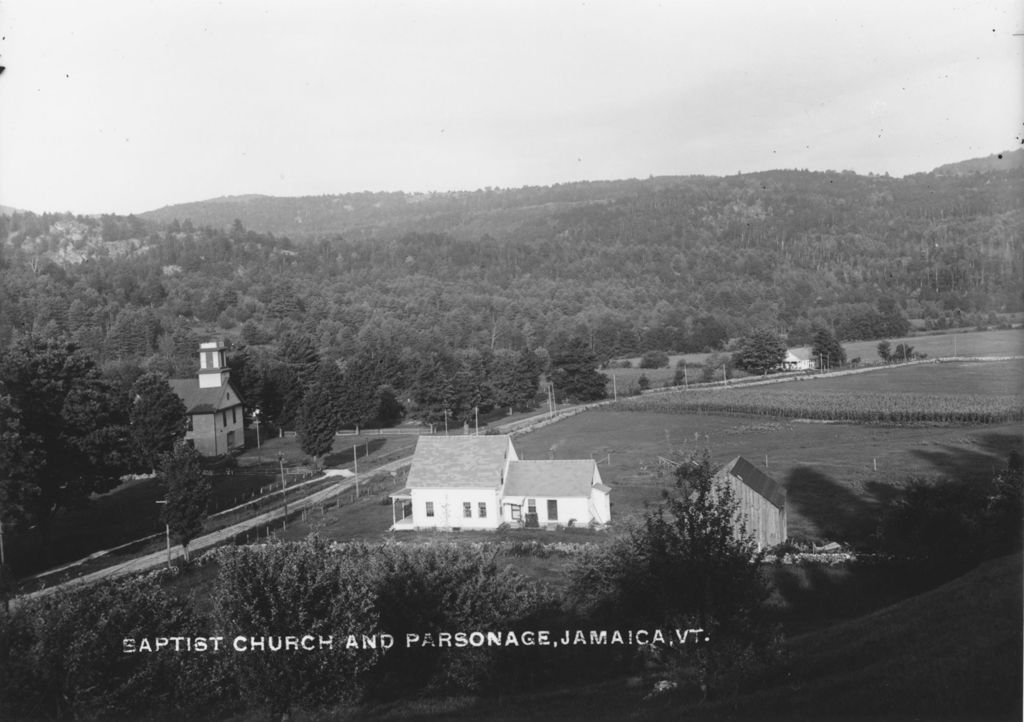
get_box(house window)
[426,501,435,518]
[527,499,536,515]
[187,416,194,432]
[226,431,236,448]
[222,411,227,427]
[510,505,521,521]
[478,502,487,518]
[547,500,558,520]
[232,407,237,424]
[463,502,472,518]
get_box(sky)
[0,0,1021,215]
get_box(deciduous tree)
[0,336,133,530]
[159,442,210,562]
[732,330,786,375]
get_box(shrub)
[213,539,380,717]
[0,574,216,722]
[640,350,670,369]
[359,543,552,697]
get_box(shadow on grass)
[783,466,888,544]
[323,437,388,467]
[766,561,955,638]
[908,431,1023,482]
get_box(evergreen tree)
[129,372,187,472]
[810,327,846,370]
[549,337,607,403]
[296,365,343,468]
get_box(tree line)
[1,165,1020,373]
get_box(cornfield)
[615,389,1023,424]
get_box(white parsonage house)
[389,435,611,531]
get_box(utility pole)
[612,374,617,401]
[444,408,449,436]
[278,452,287,530]
[155,500,171,569]
[253,408,261,464]
[683,361,688,390]
[475,406,479,435]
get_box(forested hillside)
[1,158,1021,424]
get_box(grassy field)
[806,326,1023,363]
[758,358,1023,396]
[608,328,1024,389]
[513,410,1022,545]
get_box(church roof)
[169,378,243,414]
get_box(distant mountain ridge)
[929,148,1024,176]
[138,150,1023,241]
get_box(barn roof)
[716,456,786,509]
[405,435,512,490]
[504,460,598,498]
[169,378,242,414]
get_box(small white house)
[390,435,611,530]
[781,350,814,371]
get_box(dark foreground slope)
[338,553,1022,722]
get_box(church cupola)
[197,340,230,388]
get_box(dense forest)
[0,156,1021,422]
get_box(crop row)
[615,389,1023,424]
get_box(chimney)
[197,340,229,389]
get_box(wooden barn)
[713,456,787,549]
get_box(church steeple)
[197,340,230,389]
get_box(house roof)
[405,435,512,490]
[504,460,598,498]
[786,348,813,362]
[169,378,243,414]
[715,456,786,509]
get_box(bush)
[213,539,381,717]
[359,543,552,697]
[640,350,670,369]
[0,574,216,722]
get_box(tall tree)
[549,337,607,403]
[296,365,343,468]
[569,451,775,699]
[0,336,133,530]
[732,330,786,375]
[129,372,187,472]
[159,442,210,562]
[809,327,846,370]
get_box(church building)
[169,340,245,457]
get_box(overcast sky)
[0,0,1021,215]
